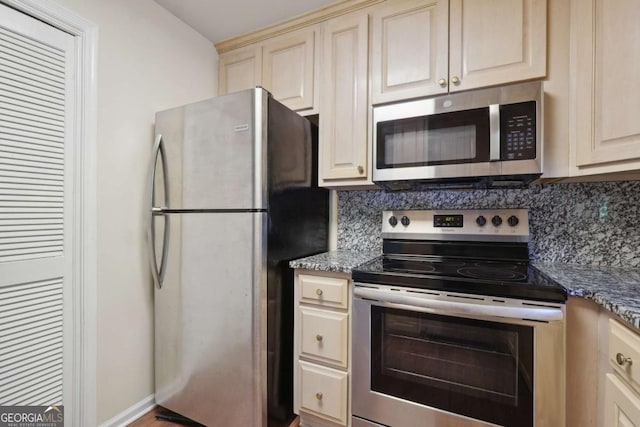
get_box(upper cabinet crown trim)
[214,0,382,54]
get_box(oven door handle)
[354,287,564,322]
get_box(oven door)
[352,285,565,427]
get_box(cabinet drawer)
[299,361,348,425]
[609,319,640,390]
[300,274,348,308]
[605,373,640,426]
[300,306,348,367]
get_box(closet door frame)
[1,0,98,425]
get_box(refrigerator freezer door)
[154,211,267,426]
[153,88,268,211]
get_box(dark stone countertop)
[532,262,640,329]
[290,251,640,329]
[289,250,379,274]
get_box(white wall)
[48,0,218,423]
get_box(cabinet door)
[448,0,546,92]
[262,26,318,112]
[218,45,261,95]
[299,361,348,425]
[299,306,348,368]
[319,12,370,184]
[605,374,640,427]
[573,0,640,169]
[371,0,448,104]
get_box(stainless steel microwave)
[372,82,542,190]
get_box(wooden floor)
[128,406,300,427]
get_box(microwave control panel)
[500,101,536,161]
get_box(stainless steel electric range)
[351,209,567,427]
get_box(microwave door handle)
[489,104,501,161]
[353,287,564,322]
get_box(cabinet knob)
[616,352,633,366]
[357,165,364,174]
[316,334,323,342]
[438,78,447,86]
[451,76,461,85]
[315,288,323,296]
[315,392,323,401]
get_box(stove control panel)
[382,209,529,242]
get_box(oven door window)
[376,107,490,169]
[371,307,533,427]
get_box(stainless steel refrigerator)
[147,88,329,426]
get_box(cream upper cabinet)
[218,44,261,96]
[371,0,449,104]
[449,0,546,92]
[571,0,640,174]
[371,0,546,104]
[262,26,319,113]
[319,12,370,186]
[218,27,319,113]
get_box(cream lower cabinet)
[605,320,640,426]
[294,270,351,427]
[605,374,640,426]
[370,0,547,104]
[566,297,601,427]
[568,299,640,427]
[570,0,640,176]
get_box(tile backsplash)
[337,181,640,267]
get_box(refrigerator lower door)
[154,211,266,426]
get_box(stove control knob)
[388,216,398,227]
[476,215,487,226]
[491,215,503,227]
[507,215,519,227]
[401,216,410,227]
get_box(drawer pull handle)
[616,352,633,366]
[316,334,323,342]
[315,392,323,401]
[315,288,323,296]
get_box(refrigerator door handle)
[147,134,170,289]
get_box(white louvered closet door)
[0,4,75,407]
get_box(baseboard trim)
[98,394,155,427]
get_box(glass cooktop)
[352,255,567,303]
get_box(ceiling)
[154,0,338,44]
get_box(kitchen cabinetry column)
[294,270,353,426]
